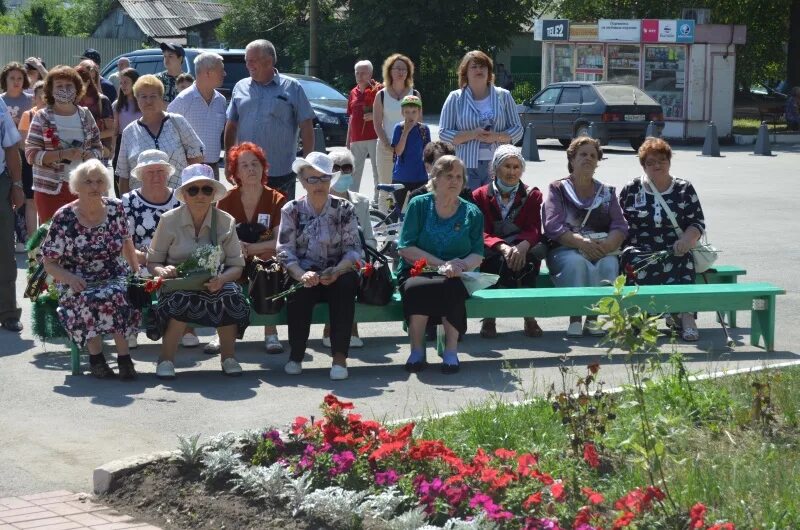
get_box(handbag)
[160,209,218,293]
[246,258,288,314]
[645,178,719,273]
[578,185,621,257]
[357,232,394,306]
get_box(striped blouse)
[24,105,103,195]
[438,85,523,169]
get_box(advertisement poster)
[641,19,659,43]
[534,19,570,41]
[598,19,641,42]
[658,20,677,42]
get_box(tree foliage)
[553,0,792,90]
[67,0,116,36]
[15,0,70,35]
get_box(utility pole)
[309,0,319,77]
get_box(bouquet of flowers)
[161,244,224,293]
[409,258,498,295]
[361,80,382,135]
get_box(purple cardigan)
[542,177,628,241]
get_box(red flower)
[522,492,542,510]
[143,276,163,293]
[363,262,375,278]
[414,258,428,269]
[323,393,354,410]
[291,416,308,435]
[582,486,605,505]
[624,263,636,281]
[689,502,707,529]
[583,442,600,469]
[612,511,635,529]
[708,524,735,530]
[550,482,566,502]
[44,127,60,148]
[353,260,363,271]
[516,453,539,477]
[494,448,517,460]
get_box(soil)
[102,460,326,530]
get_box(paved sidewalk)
[0,491,158,530]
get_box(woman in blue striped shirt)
[438,50,523,192]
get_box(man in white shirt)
[167,52,227,176]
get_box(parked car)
[101,49,348,146]
[516,82,664,150]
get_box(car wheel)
[630,137,645,151]
[558,138,571,148]
[575,124,591,138]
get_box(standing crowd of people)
[0,41,708,381]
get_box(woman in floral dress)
[41,159,140,380]
[619,138,706,341]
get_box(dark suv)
[100,49,349,146]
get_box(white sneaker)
[284,361,302,375]
[204,336,221,355]
[350,336,364,348]
[566,321,584,338]
[181,333,200,347]
[221,357,243,376]
[127,334,138,349]
[156,360,176,379]
[322,336,332,348]
[265,334,284,354]
[330,364,349,380]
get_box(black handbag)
[247,258,288,314]
[357,235,394,306]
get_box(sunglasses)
[332,164,354,173]
[186,185,215,197]
[304,175,332,184]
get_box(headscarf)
[490,144,525,178]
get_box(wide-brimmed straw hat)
[291,151,334,177]
[130,149,176,181]
[175,164,227,202]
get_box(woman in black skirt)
[397,155,484,374]
[147,164,249,379]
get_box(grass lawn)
[733,117,792,135]
[417,360,800,528]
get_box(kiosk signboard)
[642,19,695,43]
[598,19,641,42]
[534,19,570,41]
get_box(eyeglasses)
[304,175,332,184]
[332,164,353,173]
[186,185,215,197]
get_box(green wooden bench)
[66,265,755,375]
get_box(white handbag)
[644,178,718,273]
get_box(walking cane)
[700,271,735,348]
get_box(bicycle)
[369,183,411,257]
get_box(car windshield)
[296,78,346,101]
[595,85,658,105]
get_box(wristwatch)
[11,180,23,189]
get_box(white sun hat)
[130,149,175,181]
[175,164,228,202]
[291,151,334,177]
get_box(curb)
[91,360,800,493]
[93,450,176,494]
[734,133,800,145]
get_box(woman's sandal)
[681,326,700,342]
[1,318,22,332]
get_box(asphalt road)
[1,128,798,496]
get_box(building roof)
[117,0,227,41]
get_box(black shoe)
[89,360,116,379]
[1,318,22,332]
[441,362,460,374]
[117,358,137,381]
[404,361,428,373]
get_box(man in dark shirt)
[156,43,186,105]
[79,48,117,103]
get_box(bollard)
[521,122,541,162]
[753,122,773,156]
[587,122,597,139]
[312,124,326,153]
[700,121,721,157]
[645,120,660,138]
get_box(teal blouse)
[397,193,484,278]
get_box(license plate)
[624,114,646,121]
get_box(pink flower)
[330,450,356,476]
[469,493,514,522]
[374,469,399,486]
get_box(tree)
[16,0,70,35]
[65,0,116,36]
[0,0,6,16]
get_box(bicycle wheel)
[369,209,393,254]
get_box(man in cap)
[79,48,117,103]
[156,43,186,105]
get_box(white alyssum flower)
[230,463,287,502]
[356,486,408,521]
[299,486,367,528]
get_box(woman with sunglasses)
[321,148,376,349]
[276,152,362,380]
[147,164,249,379]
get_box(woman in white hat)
[120,149,180,349]
[276,152,362,380]
[147,164,249,379]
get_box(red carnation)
[363,262,375,278]
[550,482,566,502]
[689,502,706,528]
[583,441,600,469]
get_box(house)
[91,0,228,46]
